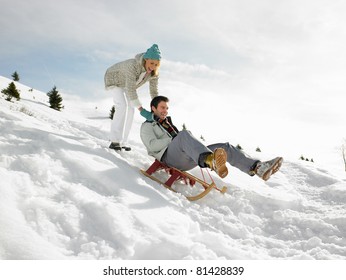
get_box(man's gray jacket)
[140,117,177,161]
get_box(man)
[140,96,283,181]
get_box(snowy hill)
[1,75,346,260]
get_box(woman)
[104,44,161,151]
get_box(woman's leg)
[110,87,127,144]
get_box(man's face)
[152,101,168,121]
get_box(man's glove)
[140,108,153,121]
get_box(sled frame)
[140,159,227,201]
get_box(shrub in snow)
[20,106,35,117]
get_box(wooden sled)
[140,159,227,201]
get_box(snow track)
[1,76,346,260]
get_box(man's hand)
[139,107,153,121]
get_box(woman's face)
[145,59,160,72]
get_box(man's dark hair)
[150,96,169,111]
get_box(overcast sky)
[1,0,346,94]
[1,0,346,161]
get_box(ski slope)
[1,76,346,260]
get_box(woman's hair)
[150,96,169,111]
[142,59,160,77]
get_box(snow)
[1,75,346,260]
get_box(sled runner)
[140,159,227,201]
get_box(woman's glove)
[140,108,153,121]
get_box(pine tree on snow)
[1,82,20,101]
[11,71,20,81]
[47,86,63,111]
[109,105,115,119]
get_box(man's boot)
[254,157,283,181]
[204,148,228,178]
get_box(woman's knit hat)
[143,44,162,60]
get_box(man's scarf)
[154,115,178,138]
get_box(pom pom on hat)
[143,44,162,60]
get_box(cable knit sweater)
[104,53,159,108]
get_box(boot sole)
[109,144,122,151]
[214,148,228,178]
[262,157,283,181]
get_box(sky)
[1,0,346,167]
[2,0,346,95]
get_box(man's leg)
[207,142,259,175]
[162,130,212,171]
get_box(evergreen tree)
[11,71,20,81]
[300,155,305,160]
[236,144,243,150]
[109,106,115,119]
[200,135,205,142]
[182,123,187,130]
[256,147,261,152]
[47,86,63,111]
[1,82,20,101]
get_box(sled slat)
[140,160,227,201]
